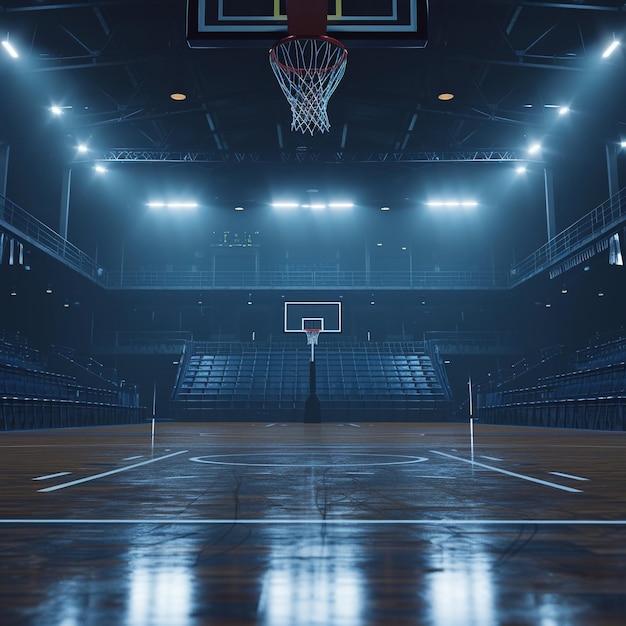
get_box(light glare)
[2,40,18,58]
[528,143,542,155]
[427,200,477,210]
[602,40,620,58]
[50,106,64,116]
[148,201,197,210]
[272,202,299,209]
[328,202,353,209]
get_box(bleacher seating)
[477,361,626,430]
[171,341,451,421]
[572,333,626,370]
[0,358,145,431]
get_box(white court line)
[33,472,71,481]
[161,475,201,480]
[348,423,361,428]
[122,455,143,461]
[38,450,188,493]
[430,450,583,493]
[479,455,502,461]
[550,471,589,481]
[264,423,277,428]
[1,518,625,526]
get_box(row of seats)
[0,397,145,430]
[479,361,626,408]
[0,362,134,407]
[174,344,447,410]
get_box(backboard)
[187,0,429,48]
[284,301,342,334]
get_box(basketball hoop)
[305,328,321,346]
[269,35,347,135]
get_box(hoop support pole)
[287,0,328,37]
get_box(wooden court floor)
[1,421,625,625]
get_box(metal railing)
[0,193,105,285]
[5,185,626,291]
[104,269,510,290]
[510,187,626,285]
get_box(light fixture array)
[272,202,354,210]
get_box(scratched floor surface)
[1,421,625,625]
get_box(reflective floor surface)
[1,421,625,625]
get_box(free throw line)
[38,450,188,493]
[430,450,583,493]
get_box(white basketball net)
[269,36,347,135]
[305,329,321,346]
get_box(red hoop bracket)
[287,0,328,37]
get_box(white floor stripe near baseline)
[430,450,583,493]
[37,450,188,493]
[1,518,625,526]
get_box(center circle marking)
[189,452,428,468]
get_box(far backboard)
[284,301,342,333]
[187,0,429,48]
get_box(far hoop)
[305,329,321,346]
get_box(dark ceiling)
[1,1,625,151]
[1,0,626,244]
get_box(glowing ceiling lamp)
[602,39,620,58]
[1,39,18,58]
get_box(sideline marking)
[33,472,71,481]
[123,455,143,461]
[38,450,188,493]
[430,450,583,493]
[479,455,502,461]
[1,518,625,526]
[550,471,589,481]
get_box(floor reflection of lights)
[258,535,365,626]
[126,555,193,626]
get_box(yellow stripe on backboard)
[275,0,343,21]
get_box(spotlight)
[602,40,620,58]
[94,164,107,174]
[272,202,299,209]
[2,39,18,59]
[528,143,542,155]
